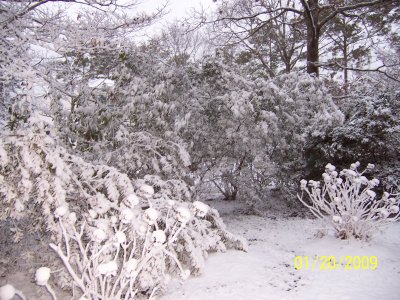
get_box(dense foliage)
[306,91,400,192]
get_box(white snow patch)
[35,267,51,286]
[162,200,400,300]
[88,78,115,88]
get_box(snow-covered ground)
[1,200,399,300]
[162,200,400,300]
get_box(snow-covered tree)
[0,0,164,128]
[47,45,192,180]
[187,63,344,204]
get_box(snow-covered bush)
[43,198,246,299]
[0,119,135,238]
[251,72,344,187]
[0,119,246,298]
[196,71,343,204]
[305,90,400,193]
[298,163,400,240]
[48,47,192,181]
[185,60,344,205]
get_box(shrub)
[0,119,247,298]
[41,197,246,299]
[305,91,400,193]
[192,71,344,205]
[298,162,400,240]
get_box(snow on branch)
[298,163,400,240]
[0,118,247,298]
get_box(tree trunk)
[343,28,348,85]
[302,0,320,76]
[306,33,320,75]
[285,61,291,73]
[224,184,238,201]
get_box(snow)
[325,163,336,172]
[144,207,159,223]
[332,215,342,224]
[0,284,16,300]
[125,194,140,207]
[97,261,118,277]
[35,267,51,286]
[390,206,399,214]
[54,205,68,218]
[0,146,9,167]
[369,179,380,187]
[139,184,155,198]
[88,78,115,88]
[92,228,107,243]
[379,209,389,219]
[120,208,134,224]
[68,212,77,224]
[193,201,210,217]
[161,200,400,300]
[176,206,191,223]
[124,260,139,279]
[366,189,376,199]
[114,231,126,244]
[153,230,167,244]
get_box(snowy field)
[162,200,400,300]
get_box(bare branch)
[211,6,302,24]
[322,61,400,82]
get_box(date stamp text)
[294,255,378,270]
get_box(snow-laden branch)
[319,0,398,28]
[212,6,302,23]
[320,61,400,83]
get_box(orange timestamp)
[294,255,378,270]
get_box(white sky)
[139,0,214,21]
[137,0,216,38]
[59,0,216,39]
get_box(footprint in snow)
[268,262,304,292]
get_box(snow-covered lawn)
[162,201,400,300]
